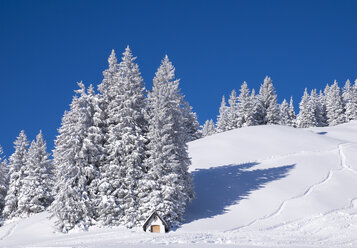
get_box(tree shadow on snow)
[183,162,295,224]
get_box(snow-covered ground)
[1,121,357,248]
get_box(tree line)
[202,77,357,136]
[0,47,200,232]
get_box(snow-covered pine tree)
[297,89,316,128]
[237,81,255,127]
[0,146,8,214]
[258,76,280,125]
[139,55,193,227]
[279,99,290,126]
[251,89,264,125]
[98,49,119,110]
[3,130,29,219]
[318,90,328,127]
[309,89,320,127]
[342,79,352,104]
[226,90,239,130]
[97,46,147,228]
[208,119,216,135]
[288,97,296,127]
[202,119,216,137]
[326,80,346,126]
[343,79,357,121]
[85,84,106,221]
[95,50,121,226]
[17,131,52,216]
[216,95,230,132]
[181,101,201,142]
[51,83,100,232]
[202,120,211,137]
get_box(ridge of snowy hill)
[1,122,357,248]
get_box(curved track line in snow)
[226,142,357,233]
[265,196,357,232]
[338,144,357,175]
[226,170,334,232]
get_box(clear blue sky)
[1,0,357,156]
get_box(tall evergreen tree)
[297,89,316,128]
[237,81,255,127]
[326,80,346,126]
[251,89,263,125]
[3,130,29,219]
[226,90,238,130]
[216,96,229,132]
[288,97,296,127]
[139,56,193,227]
[0,146,8,214]
[17,131,52,216]
[98,49,119,110]
[258,76,280,124]
[181,101,201,142]
[309,89,320,127]
[279,99,290,126]
[343,79,357,121]
[97,46,147,228]
[51,83,100,232]
[202,119,216,137]
[318,90,328,127]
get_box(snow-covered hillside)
[1,122,357,247]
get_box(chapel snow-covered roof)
[142,211,169,232]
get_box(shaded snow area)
[1,121,357,247]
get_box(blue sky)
[1,0,357,156]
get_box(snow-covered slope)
[1,122,357,247]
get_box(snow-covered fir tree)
[343,79,357,121]
[326,80,345,126]
[309,89,320,127]
[309,89,326,127]
[316,90,328,127]
[97,47,147,228]
[3,130,29,219]
[51,83,101,232]
[226,89,239,130]
[258,76,280,124]
[97,49,119,112]
[0,146,8,214]
[139,55,193,227]
[216,95,230,132]
[181,101,201,142]
[297,89,316,128]
[288,97,296,127]
[279,99,290,126]
[251,89,263,125]
[17,131,52,216]
[202,119,216,137]
[237,81,255,127]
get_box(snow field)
[1,122,357,247]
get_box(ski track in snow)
[264,196,357,232]
[338,143,357,175]
[226,142,357,233]
[0,221,18,241]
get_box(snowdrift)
[1,122,357,247]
